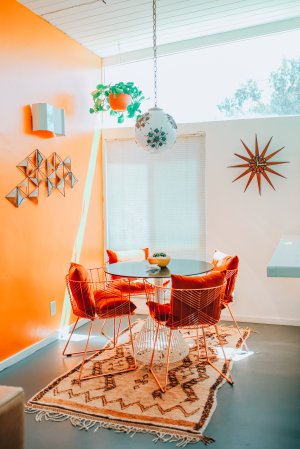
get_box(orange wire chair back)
[66,266,134,320]
[144,281,226,329]
[66,280,94,319]
[223,268,238,304]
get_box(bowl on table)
[147,256,171,267]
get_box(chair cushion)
[169,271,225,326]
[212,250,239,270]
[68,263,95,318]
[113,279,147,293]
[147,301,171,322]
[112,278,168,294]
[211,250,239,303]
[95,289,136,317]
[106,248,149,264]
[106,248,149,283]
[94,288,124,302]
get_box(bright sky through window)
[104,29,300,126]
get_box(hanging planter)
[89,82,145,124]
[108,93,132,111]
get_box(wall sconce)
[31,103,65,136]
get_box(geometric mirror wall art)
[6,148,78,207]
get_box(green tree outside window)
[218,57,300,117]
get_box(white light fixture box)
[31,103,65,136]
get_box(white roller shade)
[104,134,206,260]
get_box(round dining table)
[104,258,213,279]
[105,259,214,366]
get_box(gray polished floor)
[1,319,299,449]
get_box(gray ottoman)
[0,386,24,449]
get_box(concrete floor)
[1,319,300,449]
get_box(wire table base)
[134,316,189,365]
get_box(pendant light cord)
[153,0,157,107]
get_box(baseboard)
[0,318,88,373]
[221,311,300,327]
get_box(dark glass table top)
[105,259,213,279]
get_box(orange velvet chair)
[144,271,233,392]
[63,263,137,381]
[211,250,249,351]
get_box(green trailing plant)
[89,81,145,123]
[153,252,167,257]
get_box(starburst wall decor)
[228,135,289,195]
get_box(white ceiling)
[18,0,300,60]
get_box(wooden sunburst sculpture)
[229,135,289,195]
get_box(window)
[104,135,206,259]
[104,28,300,125]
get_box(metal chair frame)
[224,269,249,352]
[144,280,233,393]
[63,267,137,382]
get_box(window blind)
[104,134,206,260]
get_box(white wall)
[193,116,300,326]
[103,115,300,326]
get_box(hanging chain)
[153,0,158,107]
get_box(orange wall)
[0,0,104,361]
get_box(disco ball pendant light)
[135,0,177,153]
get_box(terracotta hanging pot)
[109,93,132,111]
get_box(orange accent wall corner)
[0,0,104,361]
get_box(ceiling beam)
[104,16,300,66]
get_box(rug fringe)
[25,406,214,446]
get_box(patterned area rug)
[26,321,250,446]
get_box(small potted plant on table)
[89,81,145,124]
[148,252,171,267]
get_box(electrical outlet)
[50,300,56,316]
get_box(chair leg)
[149,324,172,393]
[226,304,249,352]
[99,318,112,341]
[163,329,172,391]
[78,315,138,382]
[112,317,123,348]
[214,324,234,384]
[196,327,201,360]
[149,321,160,368]
[201,326,233,385]
[201,327,210,360]
[127,314,138,369]
[62,317,79,356]
[149,322,163,390]
[62,317,110,358]
[113,317,116,346]
[78,320,94,381]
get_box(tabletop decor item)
[89,81,144,124]
[135,0,177,153]
[228,134,289,195]
[148,252,171,267]
[25,319,250,446]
